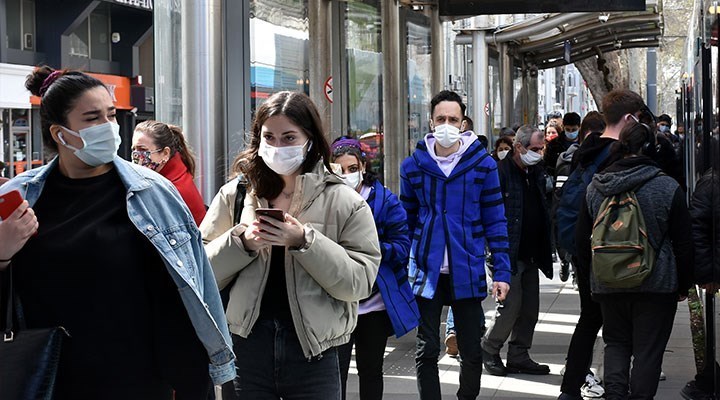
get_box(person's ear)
[429,120,434,131]
[49,125,66,146]
[162,146,171,159]
[460,120,466,132]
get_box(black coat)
[497,154,554,278]
[690,169,720,284]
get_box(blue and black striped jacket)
[400,140,511,300]
[365,180,420,337]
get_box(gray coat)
[585,163,680,295]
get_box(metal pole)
[472,30,488,135]
[429,5,444,96]
[646,48,657,114]
[499,42,512,128]
[181,0,224,200]
[381,0,403,193]
[308,0,332,135]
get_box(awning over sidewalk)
[454,0,662,70]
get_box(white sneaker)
[581,373,605,399]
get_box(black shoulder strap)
[233,177,247,225]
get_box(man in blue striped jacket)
[400,90,512,400]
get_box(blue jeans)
[446,307,455,335]
[416,274,486,400]
[231,319,342,400]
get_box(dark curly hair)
[231,91,333,200]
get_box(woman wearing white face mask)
[200,92,381,399]
[330,137,419,400]
[0,66,235,398]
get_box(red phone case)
[0,190,23,220]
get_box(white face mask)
[520,149,543,166]
[433,123,461,148]
[342,171,362,189]
[258,140,311,176]
[59,121,121,167]
[497,150,509,160]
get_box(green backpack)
[590,182,658,289]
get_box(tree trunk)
[575,50,630,111]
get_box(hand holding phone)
[0,191,39,262]
[0,190,23,220]
[244,208,305,249]
[255,208,285,222]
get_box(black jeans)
[416,274,486,400]
[231,319,341,400]
[338,311,393,400]
[599,294,677,400]
[560,261,603,396]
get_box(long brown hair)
[231,91,332,200]
[134,120,197,176]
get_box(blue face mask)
[565,130,579,140]
[658,125,670,133]
[59,122,122,167]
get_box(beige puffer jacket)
[200,162,381,358]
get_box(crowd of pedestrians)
[0,65,717,400]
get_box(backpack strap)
[233,176,248,225]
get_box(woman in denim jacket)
[0,66,234,399]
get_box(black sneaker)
[506,359,551,375]
[482,349,507,376]
[560,261,570,282]
[680,381,715,400]
[557,393,583,400]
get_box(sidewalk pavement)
[345,261,698,399]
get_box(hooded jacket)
[690,169,720,284]
[400,139,511,301]
[200,162,381,358]
[578,156,694,296]
[364,180,420,337]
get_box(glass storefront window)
[249,0,309,115]
[69,18,90,58]
[22,0,35,51]
[90,4,111,61]
[6,0,21,49]
[406,10,431,152]
[345,0,382,175]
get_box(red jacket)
[160,153,206,226]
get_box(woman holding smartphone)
[200,91,381,399]
[331,137,419,400]
[0,66,235,399]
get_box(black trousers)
[415,275,486,400]
[599,294,677,400]
[338,311,393,400]
[560,261,603,396]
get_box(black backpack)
[219,177,247,309]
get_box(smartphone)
[255,208,285,221]
[0,190,23,221]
